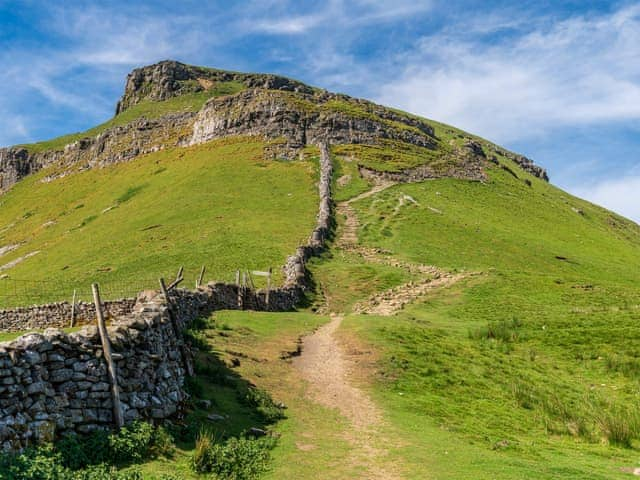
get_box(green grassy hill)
[314,156,640,478]
[1,62,639,479]
[0,137,317,305]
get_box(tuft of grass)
[596,403,640,447]
[470,317,522,343]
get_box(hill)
[1,61,640,479]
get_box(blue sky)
[1,1,639,221]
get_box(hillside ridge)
[0,61,548,194]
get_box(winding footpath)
[294,168,468,478]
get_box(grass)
[332,155,371,202]
[0,137,317,306]
[304,161,640,477]
[332,139,450,173]
[19,81,245,153]
[134,310,329,479]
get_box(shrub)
[470,318,522,343]
[108,421,155,463]
[191,432,277,479]
[597,403,640,447]
[237,386,286,423]
[0,445,144,479]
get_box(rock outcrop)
[116,60,314,115]
[0,60,550,195]
[189,89,437,156]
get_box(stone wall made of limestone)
[0,291,187,450]
[0,279,307,450]
[283,142,332,288]
[0,299,136,333]
[0,138,333,450]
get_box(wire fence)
[0,265,273,309]
[0,277,161,309]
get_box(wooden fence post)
[159,278,194,377]
[92,283,124,429]
[196,265,206,288]
[266,268,272,309]
[236,270,243,309]
[70,289,77,328]
[176,266,184,282]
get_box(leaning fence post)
[196,265,206,288]
[176,266,184,283]
[159,278,194,377]
[70,289,77,328]
[92,283,124,429]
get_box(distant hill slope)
[1,61,640,478]
[0,138,317,306]
[0,60,551,306]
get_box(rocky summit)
[0,60,547,194]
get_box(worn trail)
[294,176,469,478]
[294,314,401,479]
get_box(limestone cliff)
[0,60,549,193]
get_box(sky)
[1,0,639,221]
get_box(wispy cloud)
[376,4,640,143]
[245,0,433,35]
[570,173,640,223]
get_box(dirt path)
[293,314,401,479]
[295,179,468,478]
[335,181,395,249]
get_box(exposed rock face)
[0,148,38,190]
[116,60,314,114]
[0,60,550,195]
[494,148,548,181]
[0,113,193,190]
[190,89,437,155]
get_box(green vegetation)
[333,138,451,173]
[191,432,276,478]
[331,155,371,202]
[20,82,245,153]
[314,162,640,477]
[134,310,327,479]
[0,138,317,306]
[0,421,172,479]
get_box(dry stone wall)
[0,300,136,333]
[0,278,310,451]
[0,141,333,450]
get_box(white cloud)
[569,174,640,223]
[376,4,640,143]
[245,0,433,35]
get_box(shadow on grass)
[175,321,285,450]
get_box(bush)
[1,422,174,479]
[191,431,277,479]
[470,318,522,343]
[597,403,640,447]
[237,386,285,423]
